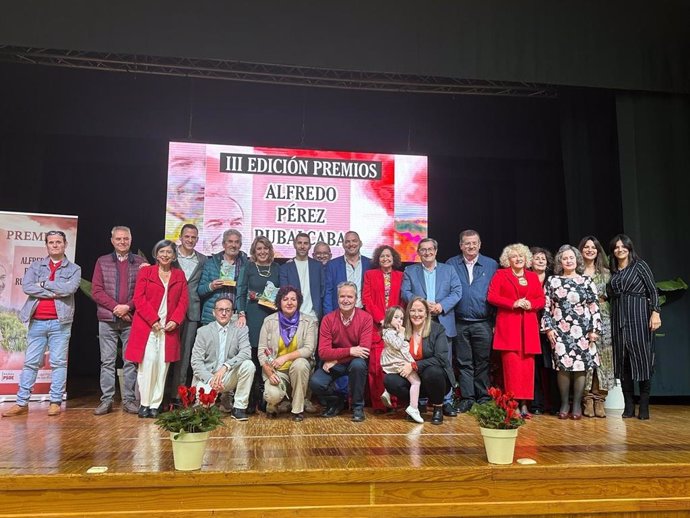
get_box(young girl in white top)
[380,306,423,423]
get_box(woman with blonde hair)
[382,297,456,425]
[236,236,281,413]
[487,243,545,417]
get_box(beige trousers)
[262,357,311,414]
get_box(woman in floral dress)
[542,245,601,420]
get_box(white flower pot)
[479,427,518,465]
[170,431,210,471]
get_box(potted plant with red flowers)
[469,386,525,464]
[155,385,224,471]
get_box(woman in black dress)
[608,234,661,420]
[236,236,281,412]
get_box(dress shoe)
[418,403,427,414]
[93,401,113,416]
[138,405,150,418]
[292,412,304,422]
[457,400,474,413]
[405,406,424,424]
[303,400,318,414]
[48,403,61,416]
[122,401,140,414]
[557,412,570,420]
[594,400,607,418]
[231,407,249,421]
[2,404,28,417]
[442,403,458,417]
[431,406,443,425]
[351,407,365,422]
[148,408,159,418]
[570,413,582,420]
[321,398,345,418]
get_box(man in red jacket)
[91,226,146,415]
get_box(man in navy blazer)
[323,231,371,314]
[279,232,324,320]
[402,237,462,416]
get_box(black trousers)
[383,365,450,406]
[454,320,492,403]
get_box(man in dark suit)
[168,224,208,401]
[279,232,324,320]
[402,237,462,416]
[323,231,371,314]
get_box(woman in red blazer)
[125,240,188,418]
[487,243,545,417]
[362,245,404,411]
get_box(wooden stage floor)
[2,396,690,517]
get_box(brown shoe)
[594,399,607,418]
[2,404,28,417]
[582,397,595,417]
[48,403,61,416]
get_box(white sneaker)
[380,390,393,408]
[406,405,424,423]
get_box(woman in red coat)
[125,240,188,418]
[362,245,404,411]
[487,243,545,417]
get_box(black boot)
[638,380,651,420]
[621,377,635,418]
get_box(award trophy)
[219,261,236,287]
[258,281,279,310]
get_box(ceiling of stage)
[0,1,688,95]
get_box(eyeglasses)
[418,247,435,254]
[46,230,66,239]
[214,308,233,314]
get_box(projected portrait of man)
[166,148,206,239]
[204,195,245,254]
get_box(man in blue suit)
[279,232,324,320]
[402,237,462,417]
[323,231,371,314]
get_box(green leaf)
[656,278,688,292]
[79,278,93,300]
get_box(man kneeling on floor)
[309,281,372,422]
[190,296,255,421]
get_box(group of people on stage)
[1,225,662,424]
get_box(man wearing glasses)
[190,297,255,421]
[401,237,462,417]
[2,230,81,417]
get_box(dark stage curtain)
[615,93,690,395]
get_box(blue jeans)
[17,319,72,405]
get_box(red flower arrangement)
[155,385,224,439]
[468,386,526,429]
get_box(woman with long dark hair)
[608,234,661,420]
[579,236,615,418]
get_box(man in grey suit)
[190,296,255,421]
[401,237,463,417]
[168,224,208,403]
